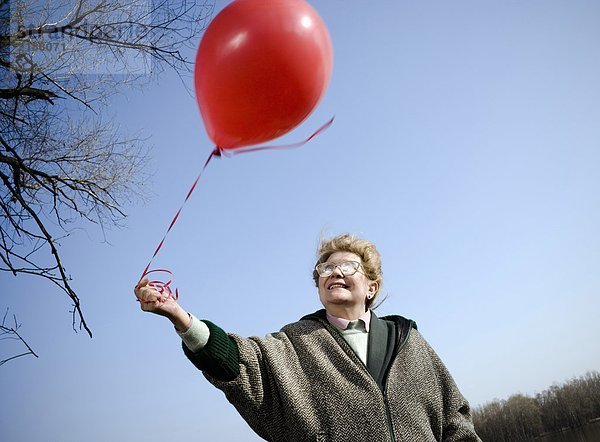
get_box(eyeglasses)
[315,261,363,277]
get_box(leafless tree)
[473,371,600,440]
[0,0,214,344]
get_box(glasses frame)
[315,260,364,278]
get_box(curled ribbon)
[138,116,335,300]
[140,269,178,300]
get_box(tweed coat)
[183,310,481,442]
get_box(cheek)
[351,277,368,292]
[317,279,326,292]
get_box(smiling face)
[317,251,378,319]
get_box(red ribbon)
[140,269,178,300]
[218,116,335,157]
[138,117,334,300]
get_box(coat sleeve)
[442,401,481,442]
[182,320,287,440]
[182,320,240,380]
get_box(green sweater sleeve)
[182,320,240,381]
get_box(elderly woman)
[135,234,481,441]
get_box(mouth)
[328,283,349,290]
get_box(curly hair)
[313,234,383,309]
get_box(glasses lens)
[316,263,334,276]
[339,261,359,275]
[317,261,360,277]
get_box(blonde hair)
[313,233,383,309]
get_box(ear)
[368,281,379,297]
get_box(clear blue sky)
[2,1,600,441]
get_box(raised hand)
[134,278,190,331]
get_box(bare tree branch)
[0,0,215,347]
[0,308,39,366]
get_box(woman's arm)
[134,278,236,378]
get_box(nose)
[331,265,344,277]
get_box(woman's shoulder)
[279,309,328,334]
[238,310,327,347]
[378,312,417,329]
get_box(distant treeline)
[472,371,600,441]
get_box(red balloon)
[194,0,333,149]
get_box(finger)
[137,286,160,302]
[134,280,146,296]
[139,299,159,312]
[135,278,150,290]
[134,286,146,300]
[138,292,156,303]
